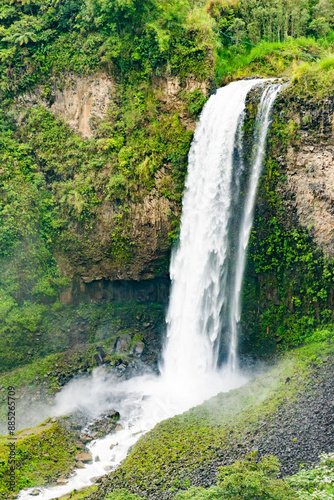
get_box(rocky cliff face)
[240,86,334,357]
[16,73,208,288]
[277,94,334,257]
[18,74,114,138]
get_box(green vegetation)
[66,486,98,500]
[214,36,333,83]
[210,0,334,44]
[291,54,334,98]
[168,452,334,499]
[0,420,79,495]
[175,455,296,499]
[243,216,334,353]
[240,80,334,356]
[101,337,334,497]
[288,452,334,499]
[102,450,334,499]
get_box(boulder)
[114,334,131,353]
[74,452,93,463]
[131,340,145,357]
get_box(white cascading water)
[227,83,281,372]
[18,80,280,500]
[159,79,272,391]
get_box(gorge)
[1,1,334,499]
[17,79,281,499]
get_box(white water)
[160,79,265,381]
[18,80,279,499]
[227,83,281,372]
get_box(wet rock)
[75,461,85,469]
[114,334,131,354]
[58,410,89,435]
[75,452,93,463]
[90,476,103,484]
[30,490,40,497]
[81,435,93,443]
[131,341,145,357]
[57,477,68,485]
[81,411,120,440]
[74,440,86,450]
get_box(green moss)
[66,486,98,500]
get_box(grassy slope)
[91,334,334,499]
[0,419,80,495]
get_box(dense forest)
[0,0,334,498]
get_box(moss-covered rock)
[239,80,334,358]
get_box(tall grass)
[215,33,334,85]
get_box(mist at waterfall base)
[18,80,280,499]
[18,367,246,500]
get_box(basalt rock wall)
[240,85,334,358]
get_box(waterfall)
[227,83,281,372]
[160,80,281,384]
[18,80,280,500]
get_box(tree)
[216,453,297,499]
[309,0,334,36]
